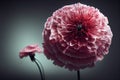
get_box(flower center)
[77,24,82,31]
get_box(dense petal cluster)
[43,3,113,71]
[19,44,42,58]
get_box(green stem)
[35,58,45,80]
[77,70,80,80]
[34,59,45,80]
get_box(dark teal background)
[0,0,120,80]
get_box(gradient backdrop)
[0,0,120,80]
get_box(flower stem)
[35,58,45,80]
[34,59,45,80]
[77,70,80,80]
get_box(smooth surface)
[0,0,120,80]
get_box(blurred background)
[0,0,120,80]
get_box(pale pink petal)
[19,44,42,58]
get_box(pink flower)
[19,44,42,60]
[42,3,113,71]
[19,44,45,80]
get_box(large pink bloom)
[42,3,113,71]
[19,44,42,59]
